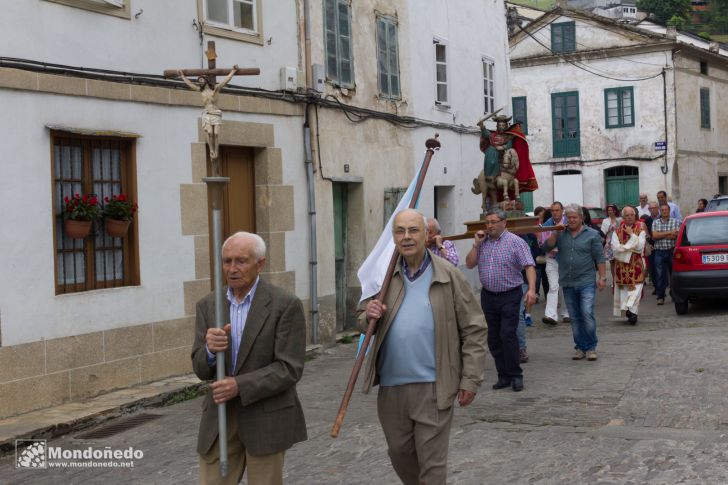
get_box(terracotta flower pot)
[64,219,93,239]
[105,218,131,238]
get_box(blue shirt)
[206,277,260,369]
[668,201,682,222]
[543,225,605,287]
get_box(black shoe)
[492,378,511,390]
[562,317,572,323]
[542,316,558,326]
[511,376,524,392]
[626,310,638,325]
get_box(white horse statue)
[471,148,520,210]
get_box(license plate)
[702,253,728,264]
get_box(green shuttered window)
[512,96,528,135]
[551,22,575,54]
[551,91,580,158]
[324,0,353,87]
[376,16,400,99]
[700,87,710,129]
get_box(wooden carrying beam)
[163,68,261,78]
[443,224,562,241]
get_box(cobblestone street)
[3,290,728,484]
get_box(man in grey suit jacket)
[192,231,307,485]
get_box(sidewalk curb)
[1,344,326,457]
[0,377,206,457]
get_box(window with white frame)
[482,57,495,114]
[205,0,257,33]
[324,0,354,87]
[44,0,131,19]
[434,40,448,105]
[376,15,400,98]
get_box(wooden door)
[208,146,255,284]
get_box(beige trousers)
[377,382,454,485]
[199,409,285,485]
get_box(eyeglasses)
[393,227,422,237]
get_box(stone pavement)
[2,287,728,484]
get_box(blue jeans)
[517,283,528,351]
[562,283,598,352]
[654,249,673,299]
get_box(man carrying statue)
[473,112,538,209]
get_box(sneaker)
[586,351,598,361]
[525,314,533,327]
[657,298,665,305]
[519,349,529,363]
[572,350,585,360]
[562,316,572,323]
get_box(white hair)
[564,203,582,216]
[222,231,267,260]
[391,209,428,233]
[427,218,442,234]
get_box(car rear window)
[682,216,728,246]
[706,198,728,211]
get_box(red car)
[671,210,728,314]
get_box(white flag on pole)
[357,160,424,302]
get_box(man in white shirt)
[637,193,650,218]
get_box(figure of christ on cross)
[164,40,260,176]
[178,65,238,163]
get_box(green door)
[605,166,639,208]
[333,183,348,332]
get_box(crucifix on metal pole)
[164,40,260,478]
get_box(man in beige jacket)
[359,209,487,485]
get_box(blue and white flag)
[357,160,424,302]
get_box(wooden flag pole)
[330,134,441,439]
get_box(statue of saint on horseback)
[471,110,538,212]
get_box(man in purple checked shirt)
[466,207,537,392]
[426,218,460,267]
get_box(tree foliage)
[637,0,691,25]
[709,0,728,33]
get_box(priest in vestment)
[611,206,646,325]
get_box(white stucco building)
[307,0,514,325]
[408,0,513,253]
[509,7,728,214]
[0,0,514,418]
[0,0,309,418]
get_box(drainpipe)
[661,67,669,175]
[303,0,319,344]
[669,49,680,196]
